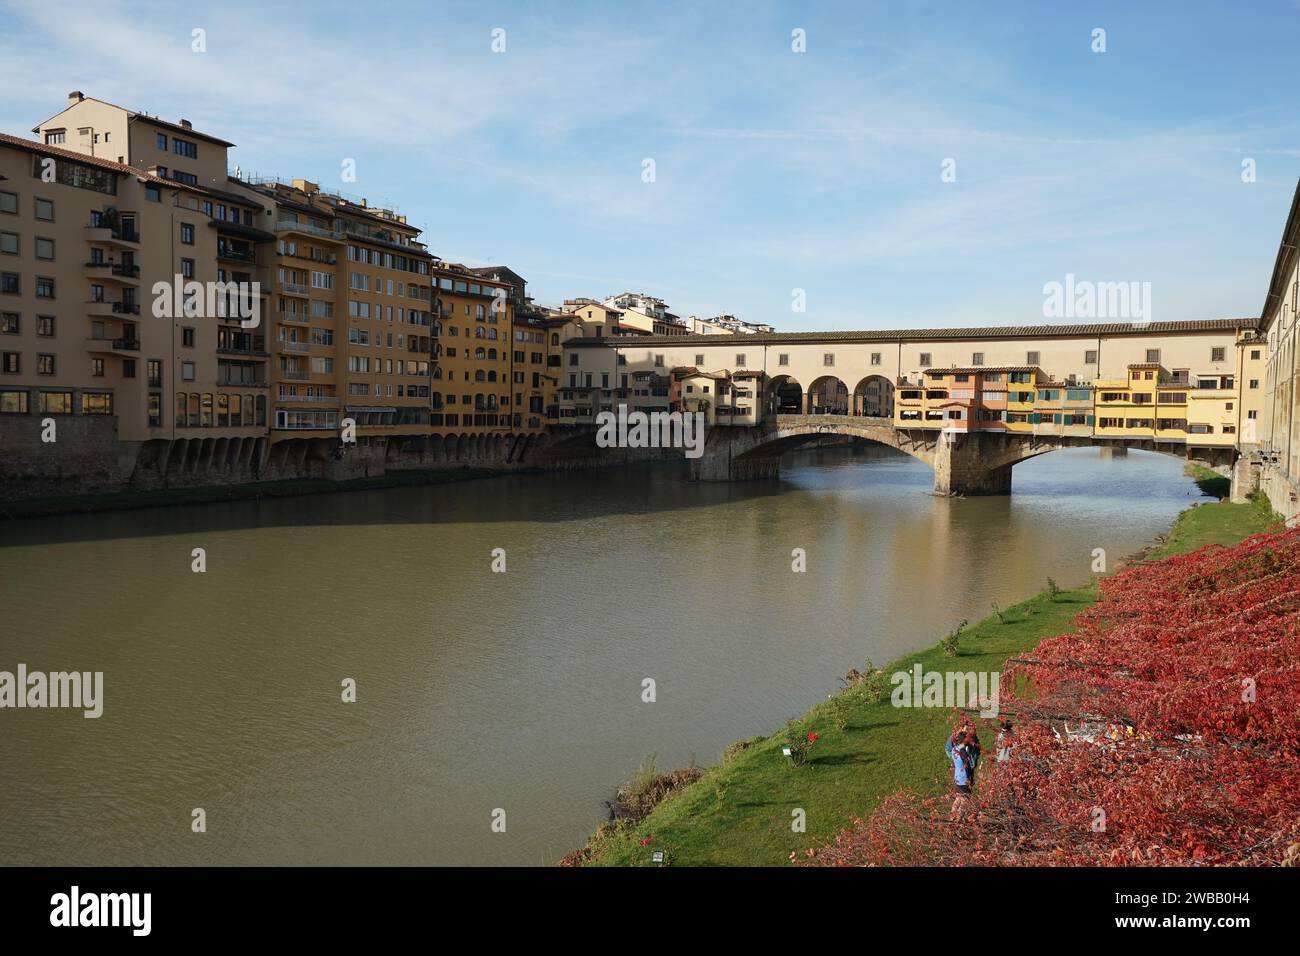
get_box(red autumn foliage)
[798,526,1300,866]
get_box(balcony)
[280,340,310,353]
[278,311,310,324]
[217,246,257,264]
[86,335,141,353]
[275,219,344,242]
[86,299,142,318]
[277,393,338,404]
[84,222,139,248]
[280,369,310,381]
[280,282,309,297]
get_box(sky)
[2,0,1298,331]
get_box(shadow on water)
[0,440,1206,550]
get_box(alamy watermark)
[0,665,103,718]
[1042,273,1151,325]
[595,403,706,459]
[890,664,999,717]
[152,276,261,329]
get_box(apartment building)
[603,292,689,335]
[232,178,435,446]
[431,262,512,434]
[1,107,269,454]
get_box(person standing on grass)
[947,731,972,817]
[964,728,982,786]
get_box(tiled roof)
[1,132,176,183]
[925,366,1039,375]
[564,318,1258,347]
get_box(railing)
[280,369,310,381]
[112,338,141,351]
[280,341,310,353]
[113,302,141,315]
[112,263,140,278]
[281,282,309,295]
[218,246,257,263]
[275,219,344,241]
[278,393,338,403]
[279,312,310,323]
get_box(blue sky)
[2,0,1297,330]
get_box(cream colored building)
[1,109,269,453]
[1254,181,1300,521]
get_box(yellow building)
[235,179,436,448]
[431,262,512,435]
[1030,381,1095,437]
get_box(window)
[0,389,29,413]
[0,191,16,214]
[0,232,17,254]
[736,354,746,367]
[181,258,195,279]
[182,361,196,381]
[37,353,54,375]
[173,138,198,159]
[1026,351,1040,365]
[823,353,835,366]
[870,352,881,366]
[40,390,72,414]
[34,198,53,221]
[145,185,160,202]
[182,328,195,347]
[35,237,54,259]
[36,277,54,298]
[695,353,704,365]
[971,352,984,366]
[1146,349,1161,364]
[157,133,168,150]
[654,354,664,367]
[44,130,65,145]
[1,313,17,334]
[1,352,18,373]
[1211,347,1225,362]
[1249,379,1259,389]
[91,357,104,377]
[1085,349,1098,364]
[37,315,53,336]
[180,223,194,245]
[148,359,163,387]
[1,273,18,294]
[919,352,931,367]
[82,392,113,415]
[1251,349,1261,360]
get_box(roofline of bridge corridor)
[562,318,1261,348]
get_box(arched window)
[475,348,486,360]
[487,371,497,382]
[475,370,485,382]
[488,349,497,360]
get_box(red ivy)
[798,526,1300,867]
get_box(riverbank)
[0,466,506,521]
[569,491,1283,866]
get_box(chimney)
[179,119,192,129]
[68,91,84,105]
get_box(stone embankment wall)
[0,421,651,503]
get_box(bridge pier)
[932,432,1013,496]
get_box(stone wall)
[0,422,658,504]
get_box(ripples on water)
[0,445,1210,865]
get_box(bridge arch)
[766,375,804,415]
[807,375,849,415]
[853,375,895,417]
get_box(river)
[0,445,1210,865]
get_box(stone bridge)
[689,414,1234,495]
